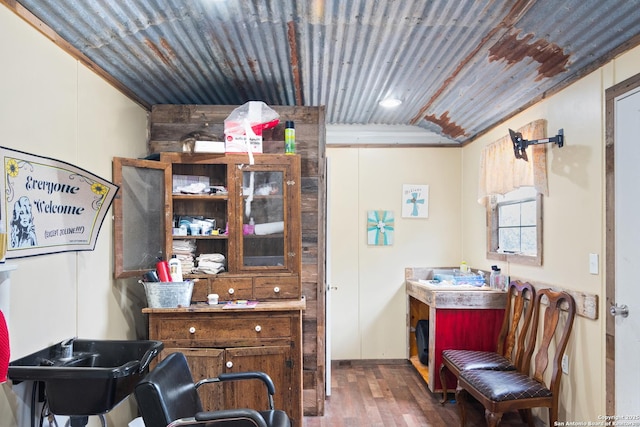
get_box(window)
[487,186,542,266]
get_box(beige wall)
[461,45,640,423]
[328,46,640,424]
[2,0,640,423]
[0,6,148,427]
[327,145,462,359]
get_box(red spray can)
[156,258,172,282]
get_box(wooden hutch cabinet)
[114,153,301,293]
[113,153,304,426]
[144,300,304,426]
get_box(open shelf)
[172,194,228,201]
[172,235,228,240]
[409,355,429,385]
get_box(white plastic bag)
[224,101,279,137]
[224,101,279,159]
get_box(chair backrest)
[496,280,536,370]
[522,288,576,395]
[135,352,204,427]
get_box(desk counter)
[405,268,507,393]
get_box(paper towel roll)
[254,221,284,235]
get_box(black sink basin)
[9,339,163,416]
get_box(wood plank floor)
[303,361,535,427]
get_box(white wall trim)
[326,124,457,146]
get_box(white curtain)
[478,119,548,205]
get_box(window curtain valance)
[478,119,548,205]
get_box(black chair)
[134,352,291,427]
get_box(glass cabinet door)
[239,167,287,270]
[113,157,171,279]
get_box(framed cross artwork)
[367,210,394,246]
[402,184,429,218]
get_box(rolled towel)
[254,221,284,235]
[197,253,225,263]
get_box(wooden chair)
[455,288,576,426]
[439,280,536,403]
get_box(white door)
[614,86,640,413]
[327,148,361,360]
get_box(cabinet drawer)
[254,276,300,299]
[158,316,292,345]
[210,277,253,301]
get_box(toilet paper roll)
[254,221,284,235]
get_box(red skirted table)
[405,267,507,393]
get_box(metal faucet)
[60,337,76,360]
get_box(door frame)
[604,71,640,415]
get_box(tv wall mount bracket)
[509,128,564,161]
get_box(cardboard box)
[194,140,225,153]
[224,134,263,153]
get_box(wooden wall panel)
[148,104,327,416]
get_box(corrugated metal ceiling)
[6,0,640,144]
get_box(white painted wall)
[0,6,148,427]
[2,0,640,424]
[461,46,640,423]
[328,47,640,424]
[327,145,461,359]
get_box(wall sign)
[1,146,118,259]
[367,210,394,246]
[402,184,429,218]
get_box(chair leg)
[439,364,448,404]
[549,406,557,427]
[455,385,467,427]
[485,409,503,427]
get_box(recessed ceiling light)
[379,98,402,108]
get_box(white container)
[459,261,469,273]
[194,140,225,153]
[208,293,219,305]
[169,255,183,282]
[189,223,201,236]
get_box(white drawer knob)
[189,327,196,334]
[255,325,262,332]
[273,286,280,293]
[228,288,235,295]
[226,361,233,369]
